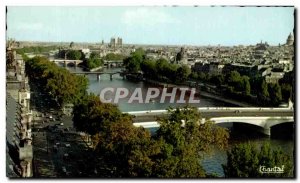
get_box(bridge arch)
[67,62,75,67]
[209,116,294,136]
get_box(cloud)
[121,8,179,26]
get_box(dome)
[288,33,294,41]
[286,33,294,45]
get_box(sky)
[6,6,294,46]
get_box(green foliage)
[79,104,229,178]
[281,83,292,102]
[257,79,270,104]
[242,76,251,95]
[73,94,122,136]
[223,142,293,178]
[175,65,191,83]
[133,48,145,59]
[210,75,224,86]
[279,70,294,102]
[67,50,83,60]
[140,58,191,83]
[197,72,207,81]
[25,56,88,107]
[153,106,229,177]
[268,83,282,105]
[124,57,141,72]
[16,46,57,54]
[86,52,103,69]
[123,49,145,72]
[105,53,125,60]
[124,49,191,83]
[97,117,153,177]
[140,59,157,79]
[227,70,241,85]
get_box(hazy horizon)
[7,6,294,46]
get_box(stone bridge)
[129,107,294,136]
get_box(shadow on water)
[271,123,295,140]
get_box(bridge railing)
[126,107,293,116]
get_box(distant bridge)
[103,60,123,67]
[70,71,122,80]
[128,107,294,136]
[69,70,141,80]
[50,59,83,67]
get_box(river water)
[66,66,294,177]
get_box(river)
[66,66,294,177]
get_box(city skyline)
[7,6,294,46]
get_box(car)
[63,153,69,160]
[62,166,67,174]
[53,145,58,153]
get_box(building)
[110,37,116,48]
[192,62,209,73]
[117,37,123,47]
[176,47,188,65]
[265,69,285,83]
[209,63,225,75]
[222,63,255,76]
[110,37,123,48]
[6,46,33,177]
[286,33,294,46]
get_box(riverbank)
[143,79,254,107]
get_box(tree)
[223,142,293,178]
[268,83,282,105]
[155,58,169,74]
[124,57,141,73]
[73,94,122,136]
[242,76,251,95]
[105,53,125,60]
[25,56,88,107]
[97,117,154,177]
[140,59,157,79]
[67,50,82,60]
[210,75,224,86]
[198,72,207,81]
[123,49,145,73]
[86,52,103,69]
[257,80,269,105]
[281,83,292,102]
[72,105,231,178]
[175,65,191,83]
[153,106,229,177]
[227,70,246,92]
[227,70,241,85]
